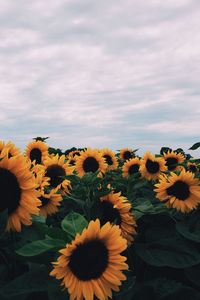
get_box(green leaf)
[189,142,200,150]
[134,235,200,268]
[61,212,88,238]
[16,238,65,257]
[0,265,49,297]
[114,271,136,300]
[47,227,69,242]
[184,265,200,287]
[176,215,200,243]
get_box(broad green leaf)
[0,265,49,297]
[134,235,200,268]
[184,265,200,287]
[176,215,200,243]
[189,142,200,150]
[61,212,88,238]
[16,238,65,257]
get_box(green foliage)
[16,238,65,257]
[189,142,200,150]
[61,212,88,239]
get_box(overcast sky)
[0,0,200,154]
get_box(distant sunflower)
[43,154,72,194]
[50,219,128,300]
[187,162,198,173]
[0,141,21,158]
[163,151,185,171]
[0,155,41,232]
[100,192,136,245]
[140,151,167,181]
[25,140,49,164]
[154,169,200,213]
[101,148,118,171]
[120,148,134,161]
[122,157,141,177]
[75,148,107,176]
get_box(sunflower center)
[69,239,108,280]
[82,157,99,173]
[166,157,178,171]
[189,165,197,172]
[101,201,121,225]
[46,165,66,187]
[123,151,132,160]
[128,164,139,175]
[30,148,42,164]
[39,196,49,207]
[103,155,113,166]
[166,180,190,200]
[0,168,21,213]
[146,159,160,174]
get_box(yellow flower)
[154,169,200,213]
[140,151,167,181]
[50,219,128,300]
[0,155,41,232]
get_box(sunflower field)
[1,138,200,300]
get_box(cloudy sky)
[0,0,200,154]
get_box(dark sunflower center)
[166,157,178,171]
[46,165,66,187]
[30,148,42,164]
[39,196,49,207]
[69,239,108,280]
[128,164,139,175]
[123,151,132,160]
[103,155,113,166]
[101,201,121,225]
[189,165,197,172]
[69,159,75,166]
[0,168,21,213]
[82,157,99,173]
[166,180,190,200]
[146,159,160,174]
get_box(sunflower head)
[25,140,49,165]
[154,169,200,213]
[43,154,72,193]
[122,157,141,177]
[187,162,198,173]
[120,148,134,161]
[0,141,21,158]
[75,148,107,177]
[140,151,167,181]
[100,192,137,245]
[163,150,185,171]
[50,219,128,300]
[101,148,118,171]
[0,155,41,232]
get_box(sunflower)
[0,154,41,232]
[39,188,62,217]
[25,140,49,164]
[0,141,21,158]
[100,149,118,171]
[163,150,185,171]
[100,192,136,245]
[140,151,167,181]
[119,148,134,161]
[154,169,200,213]
[122,157,141,177]
[187,162,199,173]
[43,154,72,194]
[75,148,107,177]
[50,219,128,300]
